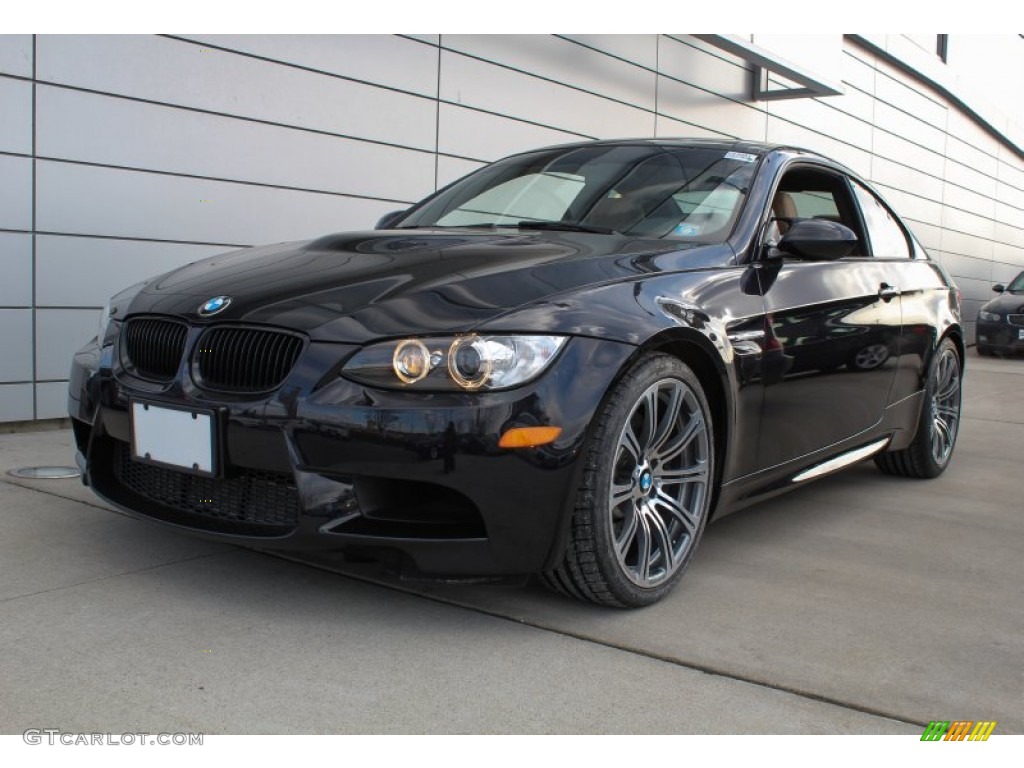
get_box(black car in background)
[69,139,964,607]
[977,271,1024,355]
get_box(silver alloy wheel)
[609,378,710,587]
[853,343,889,370]
[930,346,961,465]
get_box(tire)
[976,345,993,357]
[874,338,962,479]
[542,354,715,607]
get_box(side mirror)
[992,284,1005,293]
[775,219,858,261]
[375,209,409,230]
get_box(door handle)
[878,283,900,302]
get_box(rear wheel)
[875,338,962,479]
[542,354,714,607]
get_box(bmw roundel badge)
[199,295,231,316]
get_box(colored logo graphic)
[920,721,997,741]
[198,296,231,317]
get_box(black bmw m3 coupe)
[69,139,964,607]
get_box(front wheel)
[875,338,962,478]
[542,354,715,607]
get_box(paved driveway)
[1,349,1020,734]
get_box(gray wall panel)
[941,228,994,260]
[36,86,435,203]
[561,35,657,70]
[36,35,438,152]
[0,155,32,231]
[36,309,98,381]
[0,35,32,78]
[661,36,751,98]
[0,233,31,307]
[658,76,765,141]
[36,161,394,245]
[869,156,945,204]
[0,383,33,422]
[765,117,870,175]
[766,94,873,151]
[35,381,69,420]
[654,113,731,140]
[444,35,657,111]
[179,34,440,97]
[437,103,585,163]
[871,130,945,178]
[0,309,32,382]
[436,156,485,188]
[439,50,653,139]
[3,33,1024,420]
[35,235,228,308]
[872,65,947,131]
[0,77,31,155]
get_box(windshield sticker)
[673,223,701,237]
[724,151,758,163]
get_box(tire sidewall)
[589,354,715,607]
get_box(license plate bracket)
[130,400,218,477]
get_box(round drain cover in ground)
[7,466,81,480]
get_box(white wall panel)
[36,35,437,152]
[36,161,394,246]
[444,36,657,111]
[871,130,945,178]
[654,113,731,140]
[0,77,31,155]
[439,50,652,139]
[35,309,98,381]
[0,309,32,382]
[36,86,435,203]
[659,76,765,141]
[0,383,33,421]
[179,34,440,97]
[841,50,876,93]
[873,66,947,131]
[0,35,32,78]
[437,103,585,163]
[35,381,69,420]
[436,156,485,188]
[765,118,870,176]
[35,235,228,308]
[0,155,31,231]
[662,37,751,98]
[869,156,944,204]
[0,233,31,307]
[561,35,657,71]
[767,94,872,151]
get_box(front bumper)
[68,331,636,576]
[976,319,1024,353]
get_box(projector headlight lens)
[343,334,567,391]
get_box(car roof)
[517,137,837,163]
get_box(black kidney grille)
[195,327,304,393]
[112,441,300,534]
[123,318,189,381]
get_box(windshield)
[1007,272,1024,293]
[397,145,759,243]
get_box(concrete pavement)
[1,348,1021,734]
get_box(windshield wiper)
[509,221,620,235]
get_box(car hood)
[981,292,1024,315]
[124,229,731,342]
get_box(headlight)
[343,334,567,391]
[978,310,1001,322]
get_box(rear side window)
[851,180,912,259]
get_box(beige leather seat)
[767,191,798,242]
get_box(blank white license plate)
[131,401,216,475]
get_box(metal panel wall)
[1,33,1022,421]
